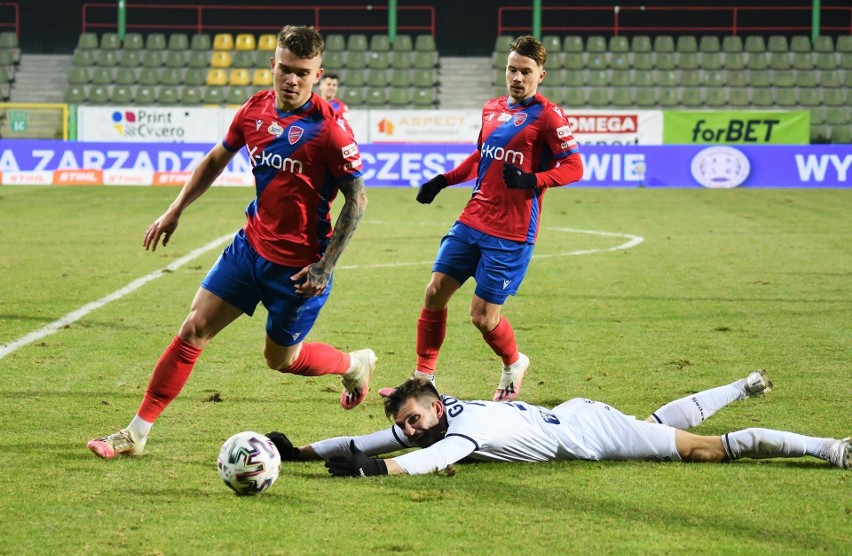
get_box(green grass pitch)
[0,185,849,554]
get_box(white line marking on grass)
[0,233,233,361]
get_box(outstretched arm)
[292,176,367,297]
[143,142,236,251]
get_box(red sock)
[416,307,447,374]
[281,342,349,376]
[482,316,519,366]
[137,336,202,422]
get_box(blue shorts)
[201,230,331,347]
[432,221,534,305]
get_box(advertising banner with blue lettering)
[0,141,849,188]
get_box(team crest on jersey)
[497,113,512,122]
[513,113,527,126]
[288,126,304,145]
[267,122,284,137]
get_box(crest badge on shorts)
[288,126,304,145]
[513,113,527,126]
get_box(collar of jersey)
[505,92,539,110]
[276,98,313,118]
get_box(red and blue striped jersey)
[449,92,582,244]
[223,91,362,267]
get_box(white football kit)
[310,395,680,475]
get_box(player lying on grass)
[267,370,851,476]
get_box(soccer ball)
[217,431,281,495]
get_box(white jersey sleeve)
[310,426,411,459]
[393,435,478,475]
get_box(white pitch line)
[0,233,233,360]
[1,228,642,360]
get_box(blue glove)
[503,162,537,189]
[416,174,449,204]
[325,440,388,477]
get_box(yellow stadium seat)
[213,33,234,51]
[229,68,251,86]
[210,51,232,68]
[257,34,277,51]
[206,68,228,86]
[235,33,256,51]
[252,68,273,86]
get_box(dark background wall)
[16,0,852,55]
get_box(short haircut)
[509,35,547,67]
[277,25,324,59]
[321,73,340,82]
[383,377,441,420]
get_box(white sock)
[722,428,828,460]
[650,380,746,430]
[127,415,153,440]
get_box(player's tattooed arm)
[292,176,367,297]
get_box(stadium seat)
[586,36,607,53]
[190,34,211,51]
[680,88,702,107]
[564,88,586,107]
[229,68,251,86]
[563,71,583,87]
[632,70,652,87]
[798,88,820,106]
[340,87,364,106]
[655,52,676,70]
[609,35,630,53]
[703,71,725,88]
[773,70,794,88]
[165,50,188,69]
[77,33,98,50]
[774,88,797,107]
[825,106,849,126]
[822,88,844,106]
[255,50,274,67]
[389,69,411,88]
[808,105,825,124]
[789,35,811,53]
[67,66,90,87]
[412,88,437,107]
[632,53,653,70]
[562,35,583,53]
[767,35,788,53]
[721,35,743,53]
[232,50,255,69]
[795,71,817,88]
[91,67,113,85]
[655,69,678,87]
[133,85,157,106]
[388,87,409,107]
[146,33,167,51]
[346,51,368,70]
[751,89,773,107]
[842,53,852,70]
[179,85,202,104]
[819,72,841,88]
[393,34,413,52]
[587,87,609,106]
[227,86,251,105]
[119,50,141,68]
[768,53,789,70]
[142,51,163,68]
[609,52,629,71]
[415,34,436,52]
[114,67,136,85]
[586,69,607,87]
[723,52,745,70]
[95,50,118,67]
[815,52,836,70]
[100,33,121,50]
[347,34,368,52]
[494,35,514,53]
[563,54,583,71]
[369,51,390,70]
[168,33,189,51]
[413,51,436,70]
[234,34,256,51]
[703,88,726,107]
[747,69,771,87]
[252,69,272,87]
[677,52,699,70]
[610,70,630,87]
[831,125,851,144]
[653,36,675,52]
[586,53,606,70]
[390,51,411,70]
[698,36,721,53]
[365,88,385,106]
[700,52,722,70]
[64,84,87,103]
[73,49,95,67]
[342,68,366,87]
[323,51,344,71]
[792,52,813,70]
[210,51,232,69]
[813,36,833,53]
[746,53,768,70]
[160,68,182,86]
[744,36,766,53]
[88,85,110,104]
[123,33,144,51]
[844,71,852,88]
[111,85,133,104]
[680,70,701,87]
[183,68,205,86]
[202,86,225,104]
[158,86,179,105]
[368,69,390,87]
[676,36,697,53]
[810,124,830,143]
[362,35,389,54]
[257,34,277,52]
[213,33,234,51]
[206,68,228,86]
[657,88,678,107]
[138,67,159,86]
[541,35,561,53]
[325,34,345,52]
[728,88,750,107]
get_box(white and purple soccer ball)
[217,431,281,495]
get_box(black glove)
[265,431,300,461]
[503,162,537,189]
[416,174,449,204]
[325,440,388,477]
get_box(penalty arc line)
[0,228,642,360]
[0,233,234,361]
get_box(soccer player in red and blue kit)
[318,73,349,118]
[409,35,584,402]
[88,25,375,459]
